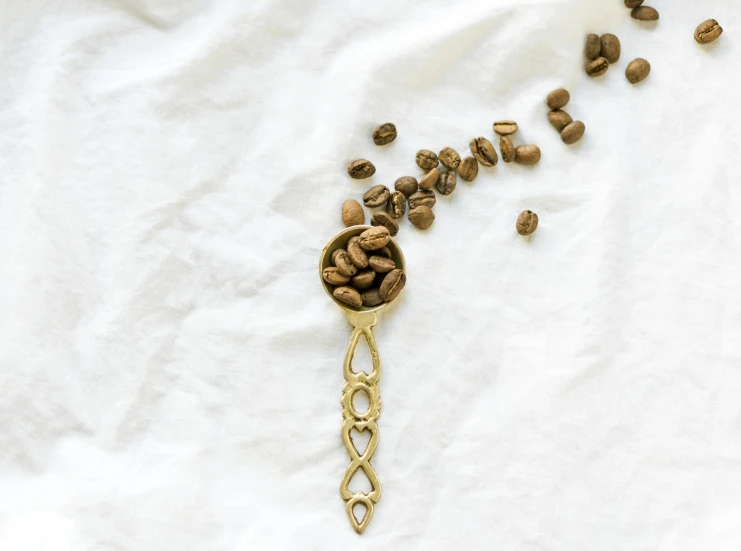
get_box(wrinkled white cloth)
[1,0,741,549]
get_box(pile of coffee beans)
[584,32,651,84]
[493,120,542,165]
[546,88,585,145]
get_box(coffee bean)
[348,159,376,179]
[625,58,651,83]
[439,147,461,169]
[359,226,391,250]
[516,210,539,236]
[363,185,390,208]
[514,145,541,165]
[370,211,399,237]
[500,136,516,163]
[561,121,585,145]
[395,176,418,197]
[347,236,369,268]
[469,137,498,167]
[351,269,376,290]
[493,120,518,136]
[379,269,406,301]
[408,206,435,230]
[459,156,479,182]
[369,255,396,273]
[323,267,351,285]
[419,167,439,190]
[585,34,601,60]
[599,34,621,64]
[342,200,364,227]
[376,247,392,258]
[695,19,723,44]
[386,191,406,220]
[436,168,457,196]
[362,288,384,307]
[408,190,436,210]
[372,123,397,146]
[416,149,438,170]
[546,88,570,110]
[631,6,658,20]
[332,249,358,277]
[625,0,643,7]
[548,109,573,132]
[586,57,609,77]
[334,286,363,307]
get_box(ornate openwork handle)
[339,311,382,534]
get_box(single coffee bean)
[358,226,391,250]
[493,120,518,136]
[379,269,406,301]
[348,159,376,179]
[362,288,384,307]
[372,122,397,146]
[376,246,392,258]
[323,267,351,286]
[419,167,439,190]
[332,248,358,277]
[439,147,461,169]
[625,58,651,83]
[408,206,435,230]
[436,168,457,196]
[469,137,498,167]
[416,149,438,170]
[408,190,436,209]
[516,210,539,236]
[600,34,621,64]
[500,136,516,163]
[334,286,362,307]
[362,185,390,208]
[631,6,659,20]
[386,191,406,220]
[585,57,609,77]
[347,236,369,268]
[351,269,376,290]
[369,255,396,273]
[625,0,643,7]
[561,121,585,145]
[342,200,364,227]
[695,19,723,44]
[548,109,573,132]
[546,88,570,110]
[395,176,418,197]
[514,145,541,166]
[585,34,601,60]
[459,156,479,182]
[370,211,399,237]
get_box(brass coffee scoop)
[319,225,406,534]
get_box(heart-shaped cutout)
[350,427,371,457]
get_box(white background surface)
[1,0,741,549]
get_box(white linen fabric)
[1,0,741,549]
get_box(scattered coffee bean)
[561,121,585,145]
[372,123,397,146]
[419,167,439,190]
[625,58,651,83]
[459,156,479,182]
[323,267,351,285]
[546,88,570,110]
[408,206,435,230]
[585,34,601,59]
[586,57,609,77]
[395,176,418,197]
[342,200,365,227]
[514,145,541,165]
[625,0,643,7]
[362,288,384,307]
[469,137,498,167]
[501,136,517,163]
[493,120,518,136]
[334,286,363,307]
[439,147,461,169]
[363,185,390,208]
[386,191,406,220]
[347,236,369,268]
[600,34,621,64]
[370,211,399,237]
[548,109,573,132]
[369,256,396,273]
[631,6,659,20]
[695,19,723,44]
[359,226,391,250]
[348,159,376,179]
[516,210,539,236]
[351,269,376,290]
[436,168,457,196]
[379,269,406,301]
[416,149,438,170]
[332,249,358,277]
[408,190,436,210]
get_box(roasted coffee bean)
[469,137,498,167]
[377,246,392,258]
[342,200,364,227]
[459,156,479,182]
[348,159,376,179]
[514,145,541,165]
[362,288,384,307]
[439,147,461,169]
[334,286,363,307]
[695,19,723,44]
[548,110,573,132]
[363,185,390,208]
[351,269,376,290]
[625,58,651,83]
[379,269,406,301]
[395,176,418,197]
[419,167,439,190]
[347,236,369,269]
[585,34,601,59]
[586,57,609,77]
[386,191,406,220]
[332,248,358,277]
[408,206,435,230]
[546,88,570,110]
[408,190,436,210]
[493,120,518,136]
[516,210,539,236]
[436,168,457,196]
[600,34,621,64]
[370,211,399,237]
[625,0,643,7]
[323,267,351,286]
[372,123,397,146]
[501,136,516,163]
[369,255,396,273]
[631,6,659,20]
[358,226,391,250]
[561,121,585,145]
[416,149,438,170]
